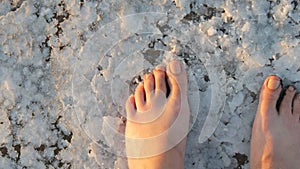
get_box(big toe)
[258,75,282,116]
[166,60,188,99]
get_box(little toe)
[258,75,282,115]
[126,95,136,117]
[143,73,155,102]
[166,60,188,99]
[134,83,146,111]
[279,86,296,115]
[153,65,167,95]
[292,93,300,117]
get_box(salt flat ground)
[0,0,299,168]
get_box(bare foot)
[250,75,300,169]
[125,60,190,169]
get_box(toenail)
[155,65,165,71]
[170,61,182,75]
[267,78,280,90]
[288,86,295,92]
[144,74,150,80]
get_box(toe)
[126,95,136,117]
[153,65,167,95]
[134,83,146,110]
[166,60,188,99]
[143,73,155,102]
[258,75,282,115]
[292,93,300,116]
[279,86,296,115]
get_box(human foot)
[125,60,190,169]
[250,75,300,169]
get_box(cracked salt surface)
[0,0,300,168]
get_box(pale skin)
[125,60,300,169]
[250,75,300,169]
[125,60,189,169]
